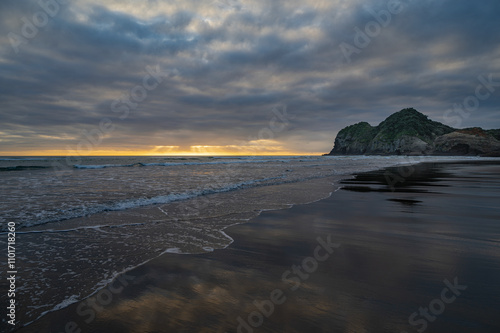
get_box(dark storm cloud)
[0,0,499,154]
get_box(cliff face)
[330,122,376,155]
[487,129,500,141]
[433,128,500,156]
[326,108,500,156]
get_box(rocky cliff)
[326,108,500,156]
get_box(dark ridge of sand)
[13,161,500,333]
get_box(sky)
[0,0,499,156]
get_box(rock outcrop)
[330,122,376,155]
[325,108,500,156]
[433,128,500,156]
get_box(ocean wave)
[7,175,286,231]
[0,157,60,161]
[73,159,293,169]
[73,163,145,169]
[0,165,50,171]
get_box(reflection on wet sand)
[17,161,500,333]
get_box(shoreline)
[14,159,500,332]
[3,155,495,233]
[10,174,349,332]
[9,157,500,332]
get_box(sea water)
[0,155,491,328]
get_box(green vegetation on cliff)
[374,108,455,144]
[336,122,376,143]
[487,129,500,141]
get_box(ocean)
[0,155,496,329]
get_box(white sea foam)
[74,159,287,169]
[3,175,286,231]
[73,163,142,169]
[164,248,182,254]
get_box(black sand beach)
[14,161,500,333]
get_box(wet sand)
[14,161,500,333]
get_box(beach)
[1,155,465,330]
[9,159,500,333]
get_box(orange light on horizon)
[0,146,324,157]
[0,136,327,156]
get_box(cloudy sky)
[1,0,499,155]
